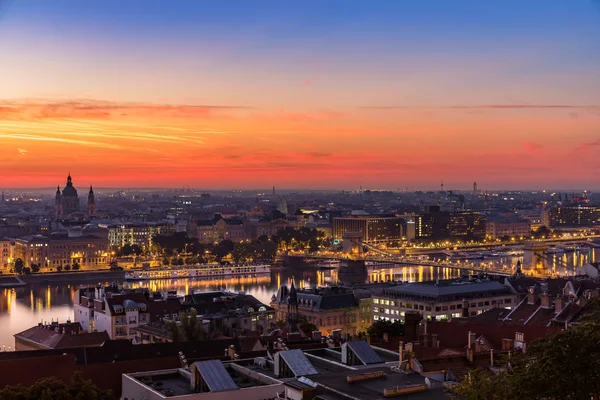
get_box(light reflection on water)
[0,250,595,349]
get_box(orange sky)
[1,1,600,190]
[1,100,599,190]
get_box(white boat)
[124,264,270,281]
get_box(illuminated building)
[485,215,531,239]
[415,209,485,240]
[12,230,109,270]
[373,280,517,322]
[271,285,360,335]
[0,239,13,272]
[333,216,403,243]
[547,205,600,227]
[101,223,175,250]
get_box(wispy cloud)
[0,99,253,120]
[18,148,28,156]
[363,105,600,110]
[576,138,600,151]
[523,142,543,153]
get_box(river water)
[0,249,594,349]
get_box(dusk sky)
[1,0,599,190]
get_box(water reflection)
[0,250,596,349]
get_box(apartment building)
[372,280,518,322]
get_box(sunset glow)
[1,0,599,189]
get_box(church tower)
[287,278,299,332]
[55,186,62,219]
[88,185,96,216]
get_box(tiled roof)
[14,324,109,349]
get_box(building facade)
[372,280,518,321]
[12,231,109,270]
[415,210,486,240]
[0,239,13,272]
[547,205,600,227]
[333,216,403,243]
[485,215,531,240]
[101,223,175,250]
[271,285,360,335]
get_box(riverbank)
[14,270,126,286]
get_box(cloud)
[0,99,253,120]
[363,105,600,110]
[523,142,543,153]
[576,138,600,151]
[18,148,28,156]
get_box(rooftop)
[309,366,447,400]
[384,280,511,299]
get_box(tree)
[14,258,24,275]
[0,372,114,400]
[165,309,205,342]
[451,309,600,400]
[22,267,31,276]
[367,320,404,340]
[64,264,71,271]
[177,258,184,266]
[212,240,234,261]
[57,266,63,272]
[72,262,80,271]
[299,322,318,337]
[162,257,170,266]
[31,263,40,273]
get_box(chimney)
[540,292,551,309]
[399,341,404,365]
[431,333,439,348]
[501,338,514,350]
[527,286,536,305]
[555,297,564,314]
[366,333,371,345]
[420,333,429,347]
[490,349,494,366]
[467,331,477,349]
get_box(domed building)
[55,174,95,218]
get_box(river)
[0,249,594,349]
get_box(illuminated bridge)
[290,244,516,277]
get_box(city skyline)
[1,0,600,189]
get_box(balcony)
[115,319,126,326]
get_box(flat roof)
[385,281,510,298]
[310,366,447,400]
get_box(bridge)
[288,246,516,277]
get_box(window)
[374,298,379,304]
[442,306,448,311]
[477,302,484,307]
[450,305,455,310]
[504,298,512,304]
[435,307,441,312]
[484,301,490,306]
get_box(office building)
[415,209,486,240]
[372,279,518,321]
[333,216,403,243]
[547,205,600,227]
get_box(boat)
[317,260,342,270]
[124,263,270,281]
